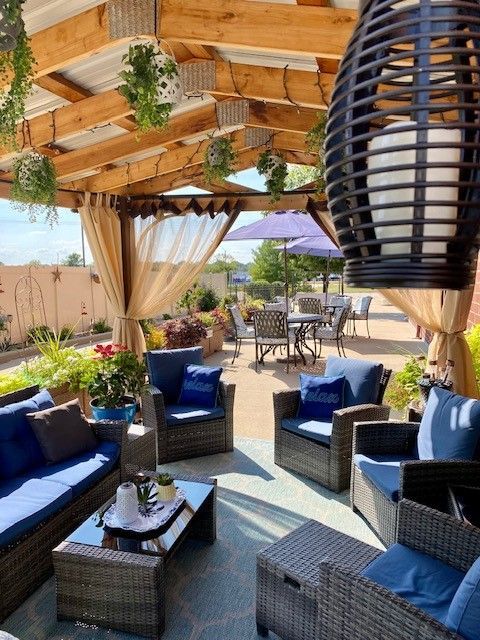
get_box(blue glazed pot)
[90,396,137,424]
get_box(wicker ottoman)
[256,521,381,640]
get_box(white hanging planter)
[0,3,22,52]
[207,139,224,167]
[154,50,183,107]
[262,153,285,181]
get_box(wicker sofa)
[0,386,131,621]
[274,356,391,492]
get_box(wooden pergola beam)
[200,60,333,109]
[248,102,317,134]
[160,0,356,60]
[142,192,321,212]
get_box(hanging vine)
[203,137,237,184]
[305,111,327,192]
[12,151,58,225]
[0,0,34,148]
[257,151,288,203]
[118,43,182,133]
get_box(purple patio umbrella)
[224,210,328,304]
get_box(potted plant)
[162,316,207,350]
[87,343,146,424]
[118,43,182,133]
[305,111,327,192]
[203,138,237,184]
[11,151,58,225]
[257,151,288,202]
[156,473,176,502]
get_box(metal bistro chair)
[264,302,286,312]
[313,305,350,358]
[297,297,323,315]
[227,304,255,364]
[254,310,296,373]
[349,295,373,338]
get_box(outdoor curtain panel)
[80,193,238,356]
[383,289,479,398]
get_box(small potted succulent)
[156,473,176,502]
[88,343,146,424]
[257,150,288,202]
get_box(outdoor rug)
[3,437,383,640]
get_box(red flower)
[93,343,128,359]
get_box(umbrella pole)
[283,239,289,312]
[325,251,331,303]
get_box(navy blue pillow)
[417,387,480,460]
[146,347,203,405]
[297,374,344,421]
[178,364,223,408]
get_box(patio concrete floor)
[207,293,426,441]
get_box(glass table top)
[67,479,214,559]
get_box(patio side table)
[256,520,381,640]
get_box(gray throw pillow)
[27,399,97,464]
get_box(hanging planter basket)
[0,4,22,52]
[119,43,183,133]
[325,0,480,290]
[11,151,58,225]
[203,138,237,184]
[257,151,288,203]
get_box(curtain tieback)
[434,330,466,337]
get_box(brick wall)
[468,260,480,329]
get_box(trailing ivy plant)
[118,43,182,133]
[257,151,288,203]
[0,0,34,148]
[203,138,237,184]
[305,111,328,192]
[12,151,58,225]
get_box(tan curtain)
[79,193,239,356]
[382,289,478,398]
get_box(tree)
[285,165,318,190]
[61,252,83,267]
[26,259,42,267]
[205,251,239,275]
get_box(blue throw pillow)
[178,364,223,409]
[146,347,203,404]
[446,556,480,640]
[325,356,383,407]
[297,374,344,421]
[0,389,54,479]
[417,387,480,460]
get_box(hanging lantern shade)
[325,0,480,289]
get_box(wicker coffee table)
[53,474,216,639]
[256,520,381,640]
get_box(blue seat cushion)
[0,478,72,548]
[325,356,383,407]
[282,418,332,446]
[0,389,54,479]
[165,405,225,426]
[362,543,464,624]
[446,556,480,640]
[297,374,344,421]
[32,441,120,498]
[178,364,223,408]
[354,453,417,502]
[417,387,480,461]
[146,347,203,405]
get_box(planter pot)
[90,396,137,424]
[211,323,224,352]
[48,384,91,417]
[157,483,176,502]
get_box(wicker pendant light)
[325,0,480,289]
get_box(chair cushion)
[32,441,120,498]
[146,347,203,405]
[325,356,383,407]
[362,543,464,624]
[27,399,97,464]
[165,404,225,426]
[282,417,332,446]
[446,556,480,640]
[178,364,222,408]
[0,478,72,548]
[297,374,344,421]
[417,387,480,461]
[354,453,417,502]
[0,389,54,480]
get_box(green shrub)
[384,354,425,411]
[145,327,166,350]
[26,325,53,344]
[139,318,155,336]
[162,313,172,321]
[91,318,112,334]
[59,324,75,341]
[196,311,216,328]
[196,287,220,312]
[22,347,100,392]
[0,370,30,396]
[466,324,480,382]
[219,295,236,309]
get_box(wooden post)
[118,196,133,310]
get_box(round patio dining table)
[287,312,325,365]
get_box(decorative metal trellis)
[0,306,12,352]
[14,272,47,344]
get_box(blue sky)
[0,168,265,266]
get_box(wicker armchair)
[142,347,235,464]
[317,500,480,640]
[274,357,391,492]
[351,416,480,546]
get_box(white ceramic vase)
[115,482,139,525]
